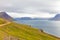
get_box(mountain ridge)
[0,12,13,21]
[14,17,49,20]
[50,14,60,21]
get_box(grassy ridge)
[0,18,60,40]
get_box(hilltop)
[0,12,13,21]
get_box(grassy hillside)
[0,18,60,40]
[0,18,6,24]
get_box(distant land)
[50,14,60,21]
[14,14,60,21]
[14,17,49,20]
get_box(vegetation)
[0,18,6,24]
[0,18,60,40]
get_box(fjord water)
[15,20,60,37]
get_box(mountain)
[0,19,60,40]
[50,14,60,21]
[0,12,13,21]
[33,18,49,20]
[15,17,32,20]
[14,17,49,20]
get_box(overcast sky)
[0,0,60,18]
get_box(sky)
[0,0,60,18]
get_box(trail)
[0,22,11,27]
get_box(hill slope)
[0,18,7,24]
[0,18,60,40]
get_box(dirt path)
[0,22,11,27]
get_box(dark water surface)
[15,20,60,37]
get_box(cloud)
[0,0,60,14]
[7,12,56,18]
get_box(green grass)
[0,18,60,40]
[0,18,6,24]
